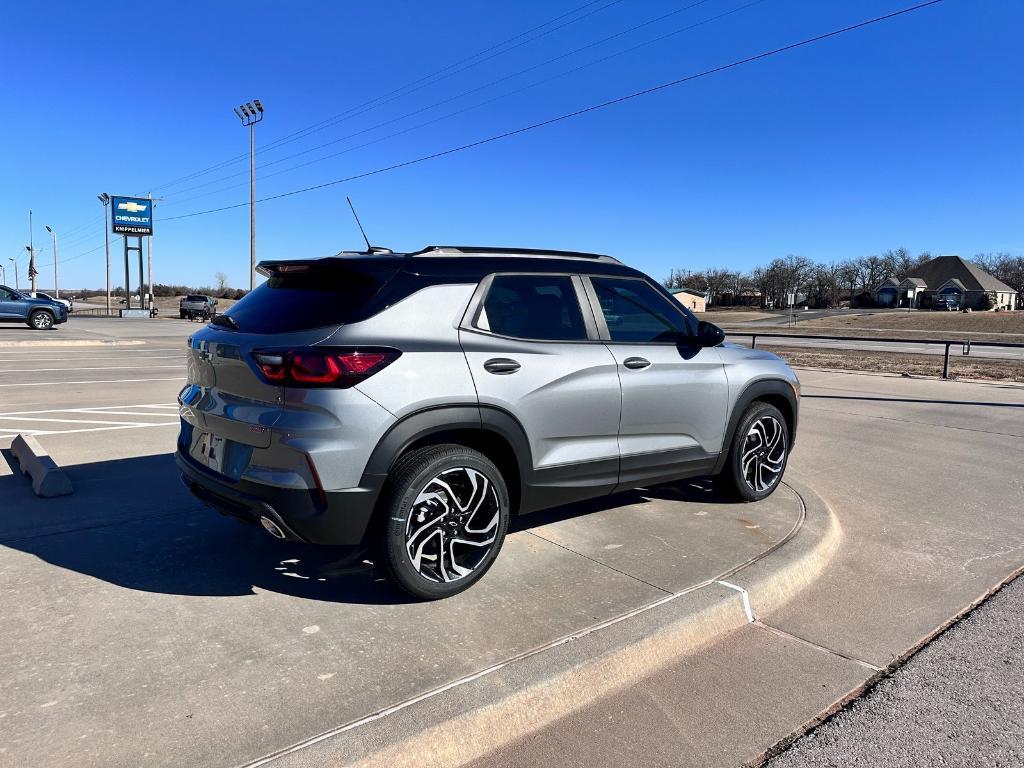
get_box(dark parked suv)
[177,247,799,599]
[0,285,69,329]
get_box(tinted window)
[222,261,401,333]
[591,277,694,342]
[0,288,17,300]
[478,275,587,341]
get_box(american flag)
[28,249,38,280]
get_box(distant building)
[669,287,706,313]
[875,255,1017,310]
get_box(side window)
[0,288,16,301]
[590,277,695,342]
[476,275,588,341]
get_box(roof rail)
[409,245,620,263]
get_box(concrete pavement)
[1,332,829,767]
[1,326,1022,767]
[463,370,1024,767]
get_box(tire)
[719,402,790,502]
[379,444,510,600]
[28,310,54,330]
[179,311,187,319]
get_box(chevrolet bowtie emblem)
[117,201,148,213]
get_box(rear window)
[221,262,400,333]
[185,295,207,302]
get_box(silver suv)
[177,246,799,599]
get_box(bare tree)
[215,271,229,293]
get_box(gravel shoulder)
[767,574,1024,768]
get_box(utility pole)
[45,226,60,298]
[9,258,19,290]
[234,100,264,291]
[98,193,111,314]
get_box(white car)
[30,292,72,311]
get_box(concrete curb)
[250,481,840,768]
[0,339,145,349]
[10,434,73,497]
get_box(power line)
[160,0,726,204]
[161,0,768,211]
[162,0,946,223]
[147,0,626,193]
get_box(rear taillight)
[251,348,400,388]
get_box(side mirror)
[696,320,725,347]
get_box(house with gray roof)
[875,255,1017,310]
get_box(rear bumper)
[176,449,384,546]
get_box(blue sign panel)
[111,196,153,236]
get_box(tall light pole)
[98,193,111,314]
[44,225,60,298]
[234,99,264,291]
[28,210,37,293]
[9,258,19,290]
[146,193,163,311]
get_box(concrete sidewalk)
[467,370,1024,768]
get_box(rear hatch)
[179,257,404,471]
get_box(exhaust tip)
[259,516,287,540]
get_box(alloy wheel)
[405,467,501,583]
[741,415,786,493]
[32,312,53,330]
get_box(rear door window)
[476,275,587,341]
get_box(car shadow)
[0,452,724,606]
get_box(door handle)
[483,358,521,375]
[622,357,651,370]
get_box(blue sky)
[1,0,1021,290]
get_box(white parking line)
[0,355,181,363]
[0,422,178,439]
[0,416,150,425]
[0,364,184,373]
[0,377,183,388]
[0,403,178,416]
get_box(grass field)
[797,310,1024,336]
[720,310,1024,344]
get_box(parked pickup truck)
[179,294,218,320]
[0,285,69,329]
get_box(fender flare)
[359,405,533,499]
[712,378,799,475]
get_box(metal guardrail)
[726,331,1024,379]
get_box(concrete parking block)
[9,433,73,497]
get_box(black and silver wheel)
[28,310,54,330]
[720,402,789,501]
[379,445,510,600]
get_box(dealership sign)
[111,196,153,236]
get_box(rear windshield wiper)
[211,314,239,330]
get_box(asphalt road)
[768,573,1024,768]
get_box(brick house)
[875,255,1017,310]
